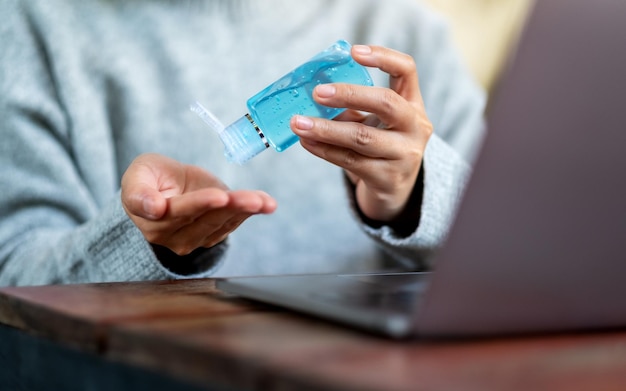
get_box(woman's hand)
[121,153,276,255]
[291,44,432,223]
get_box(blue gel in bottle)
[217,40,373,164]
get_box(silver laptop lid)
[416,0,626,336]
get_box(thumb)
[122,183,167,221]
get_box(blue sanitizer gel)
[197,40,374,164]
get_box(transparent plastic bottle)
[191,40,373,164]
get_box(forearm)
[354,134,472,270]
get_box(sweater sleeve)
[360,134,474,270]
[356,5,487,270]
[0,1,225,286]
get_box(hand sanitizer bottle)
[192,40,374,164]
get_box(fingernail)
[294,115,314,130]
[315,84,336,98]
[352,45,372,55]
[142,197,158,219]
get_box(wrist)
[347,167,424,237]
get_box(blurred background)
[423,0,534,98]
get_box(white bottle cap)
[190,102,268,164]
[219,114,268,164]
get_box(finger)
[299,135,382,178]
[227,190,277,214]
[166,190,275,240]
[197,191,276,246]
[139,189,275,244]
[292,115,404,159]
[313,83,414,131]
[145,204,237,252]
[201,213,250,248]
[333,109,368,123]
[255,190,278,214]
[165,188,230,220]
[122,182,167,221]
[167,212,252,254]
[350,44,421,102]
[334,111,383,130]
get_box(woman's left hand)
[290,44,432,222]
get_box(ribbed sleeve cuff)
[84,195,226,282]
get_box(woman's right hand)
[121,153,276,255]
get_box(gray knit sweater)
[0,0,485,285]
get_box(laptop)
[216,0,626,338]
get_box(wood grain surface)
[1,279,626,391]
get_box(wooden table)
[1,279,626,391]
